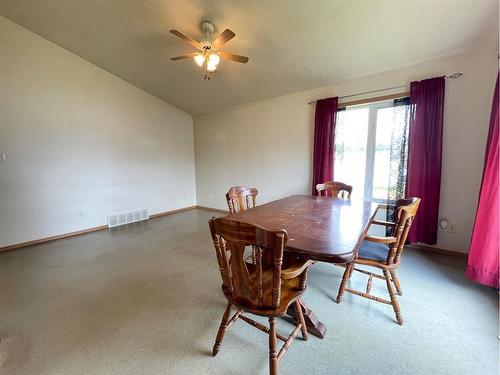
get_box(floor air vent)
[107,208,149,228]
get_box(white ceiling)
[0,0,497,116]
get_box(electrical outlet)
[0,152,6,161]
[77,209,85,218]
[208,193,213,199]
[439,218,456,233]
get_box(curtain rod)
[307,72,463,105]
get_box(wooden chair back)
[226,186,258,213]
[386,197,421,265]
[316,181,353,199]
[209,217,288,310]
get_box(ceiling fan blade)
[170,53,199,61]
[169,30,201,49]
[220,52,249,63]
[212,29,236,49]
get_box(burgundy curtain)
[466,75,499,288]
[406,77,445,244]
[312,97,339,195]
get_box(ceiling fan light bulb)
[208,53,220,67]
[194,54,205,67]
[206,63,217,72]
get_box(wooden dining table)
[221,195,379,338]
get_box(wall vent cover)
[107,208,149,228]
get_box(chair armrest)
[372,220,396,227]
[281,259,314,280]
[377,204,396,210]
[364,235,397,244]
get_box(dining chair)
[336,197,421,325]
[209,217,313,375]
[226,186,259,263]
[316,181,353,199]
[226,186,258,213]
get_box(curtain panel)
[312,97,339,195]
[466,75,499,288]
[406,76,445,245]
[386,97,411,227]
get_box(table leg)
[286,299,327,339]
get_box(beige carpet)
[0,209,497,374]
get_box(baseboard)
[406,244,467,257]
[150,205,197,218]
[0,225,109,253]
[0,205,198,253]
[1,206,466,258]
[196,205,229,214]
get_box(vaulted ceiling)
[0,0,497,116]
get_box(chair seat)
[357,240,389,262]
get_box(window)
[334,98,410,203]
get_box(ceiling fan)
[170,21,249,79]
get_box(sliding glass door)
[334,98,410,203]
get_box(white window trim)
[342,99,396,202]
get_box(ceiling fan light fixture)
[194,53,205,67]
[206,62,217,72]
[207,53,220,67]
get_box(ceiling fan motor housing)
[201,21,215,35]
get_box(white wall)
[1,15,496,254]
[0,16,197,247]
[194,48,498,253]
